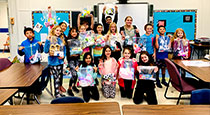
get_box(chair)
[51,96,85,104]
[0,58,12,71]
[190,89,210,104]
[164,58,197,105]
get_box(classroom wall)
[0,1,8,49]
[7,0,210,59]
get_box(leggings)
[102,83,116,98]
[68,59,79,87]
[82,85,99,102]
[49,64,63,97]
[119,79,134,99]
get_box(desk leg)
[26,92,30,104]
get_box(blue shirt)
[156,35,170,59]
[140,34,154,55]
[44,37,66,66]
[18,38,43,63]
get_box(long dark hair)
[67,27,78,39]
[100,45,112,61]
[94,23,104,35]
[139,51,154,66]
[81,52,94,67]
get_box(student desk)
[122,105,210,115]
[190,43,210,59]
[0,89,18,105]
[0,63,44,104]
[0,102,121,115]
[172,59,210,82]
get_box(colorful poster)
[78,66,94,87]
[173,39,189,57]
[137,66,157,81]
[67,39,82,55]
[119,59,134,80]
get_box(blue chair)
[190,89,210,104]
[51,96,85,104]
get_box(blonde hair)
[107,22,118,35]
[49,25,65,45]
[172,28,186,42]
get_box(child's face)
[54,27,61,37]
[85,55,92,65]
[110,24,116,33]
[25,31,34,40]
[60,23,67,32]
[71,29,78,38]
[97,25,103,34]
[141,54,149,63]
[105,48,111,58]
[177,30,184,38]
[83,23,89,30]
[125,17,132,26]
[123,49,131,59]
[79,26,86,33]
[145,25,153,34]
[158,27,166,35]
[106,17,112,24]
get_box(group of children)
[18,6,192,104]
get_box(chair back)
[51,96,85,104]
[0,58,12,71]
[165,58,183,92]
[190,89,210,104]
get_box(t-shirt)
[140,34,154,55]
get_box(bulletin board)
[98,3,149,36]
[32,11,70,42]
[153,10,197,40]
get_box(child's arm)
[102,6,106,25]
[98,59,104,75]
[18,42,25,56]
[44,36,51,53]
[92,66,98,79]
[37,42,43,53]
[155,34,159,49]
[113,6,118,24]
[90,14,94,30]
[77,13,82,28]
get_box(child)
[18,27,43,64]
[98,45,118,98]
[117,47,138,98]
[75,52,99,102]
[65,27,80,96]
[93,23,105,66]
[172,28,190,59]
[155,26,171,88]
[105,22,122,61]
[140,24,156,61]
[44,25,66,98]
[120,16,140,48]
[133,51,158,105]
[102,6,118,34]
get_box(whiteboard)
[98,3,149,35]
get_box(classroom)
[0,0,210,114]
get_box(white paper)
[34,22,43,33]
[41,33,48,42]
[182,60,210,67]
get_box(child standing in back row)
[155,26,171,88]
[44,25,66,98]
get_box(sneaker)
[156,81,162,88]
[59,86,66,93]
[67,89,74,96]
[162,80,169,87]
[72,86,79,93]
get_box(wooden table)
[172,59,210,82]
[0,63,44,88]
[122,105,210,115]
[0,102,121,115]
[0,89,18,105]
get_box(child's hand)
[98,59,103,68]
[58,56,64,59]
[167,34,173,38]
[103,6,106,13]
[18,46,25,50]
[47,35,51,40]
[135,29,140,33]
[37,42,42,46]
[154,66,158,73]
[93,67,97,73]
[152,53,156,60]
[115,6,118,13]
[75,66,79,72]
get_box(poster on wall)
[153,10,197,40]
[32,10,70,41]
